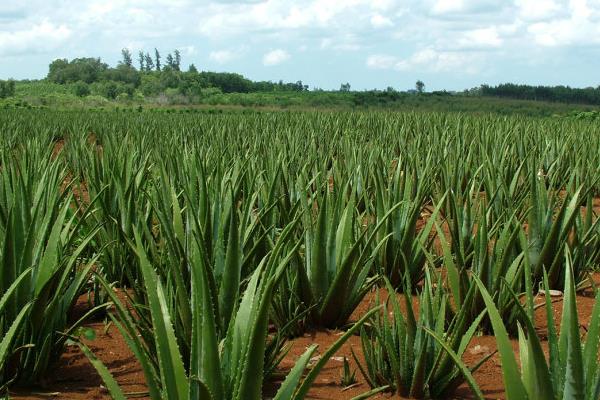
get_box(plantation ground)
[3,108,600,400]
[9,273,600,400]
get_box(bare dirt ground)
[10,273,600,400]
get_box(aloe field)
[2,108,600,400]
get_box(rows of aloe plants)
[0,109,600,399]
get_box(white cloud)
[428,0,506,16]
[263,49,290,66]
[197,0,401,38]
[432,0,465,14]
[366,54,398,69]
[370,14,393,28]
[0,21,71,56]
[526,0,600,46]
[456,27,503,49]
[570,0,592,19]
[209,50,237,64]
[528,19,600,47]
[515,0,562,21]
[367,48,481,73]
[397,48,471,72]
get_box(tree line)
[46,48,309,100]
[478,83,600,106]
[3,49,600,107]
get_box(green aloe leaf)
[76,340,127,400]
[473,277,528,400]
[135,231,189,400]
[273,345,318,400]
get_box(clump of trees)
[479,83,600,106]
[0,80,16,98]
[339,83,351,92]
[47,48,309,101]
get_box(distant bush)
[0,79,16,98]
[567,110,600,120]
[200,87,223,98]
[116,93,131,102]
[85,95,111,107]
[91,81,134,99]
[92,81,118,99]
[72,81,91,97]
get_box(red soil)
[10,274,600,400]
[10,315,146,400]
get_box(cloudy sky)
[1,0,599,91]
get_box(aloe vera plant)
[372,156,439,289]
[129,163,284,355]
[438,210,526,335]
[355,273,488,399]
[78,133,153,287]
[437,183,482,271]
[570,194,600,288]
[476,251,600,400]
[0,285,31,391]
[0,149,100,385]
[290,185,400,329]
[523,173,584,289]
[85,224,379,400]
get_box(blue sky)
[1,0,599,91]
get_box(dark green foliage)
[416,80,425,93]
[356,275,486,399]
[102,64,141,87]
[48,58,108,84]
[481,83,600,106]
[91,81,134,99]
[0,80,16,99]
[45,50,308,102]
[120,48,133,68]
[72,81,91,97]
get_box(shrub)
[72,81,91,97]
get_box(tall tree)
[165,53,174,69]
[174,49,181,71]
[138,51,145,71]
[154,48,161,71]
[188,63,198,73]
[120,48,133,68]
[145,52,155,71]
[415,80,425,93]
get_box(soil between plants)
[10,273,600,400]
